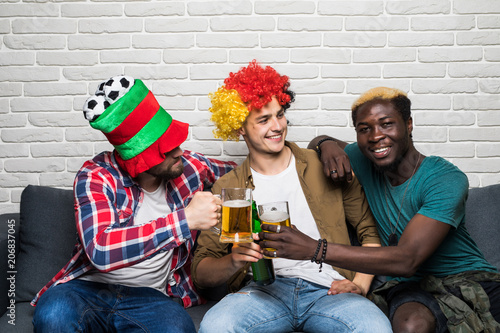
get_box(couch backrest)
[464,183,500,271]
[15,185,76,302]
[7,183,499,305]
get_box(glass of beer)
[220,188,253,243]
[258,201,290,258]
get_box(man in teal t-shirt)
[260,87,500,333]
[345,143,495,282]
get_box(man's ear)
[407,117,413,135]
[238,126,246,137]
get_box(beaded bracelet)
[317,239,327,272]
[315,138,336,158]
[311,239,322,263]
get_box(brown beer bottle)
[251,200,275,286]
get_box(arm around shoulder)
[308,136,352,182]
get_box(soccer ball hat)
[83,75,188,178]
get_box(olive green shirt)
[192,141,380,293]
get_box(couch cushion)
[465,184,500,271]
[0,214,20,317]
[186,300,217,331]
[0,301,35,331]
[15,185,76,302]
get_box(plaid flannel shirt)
[32,150,236,308]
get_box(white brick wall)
[1,0,499,213]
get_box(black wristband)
[318,239,327,272]
[311,239,322,263]
[315,138,335,158]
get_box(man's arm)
[330,243,380,296]
[308,135,348,151]
[260,214,451,277]
[186,150,237,187]
[192,175,253,289]
[75,165,216,272]
[194,241,262,288]
[308,135,352,182]
[351,244,380,295]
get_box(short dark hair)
[283,90,295,111]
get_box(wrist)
[230,253,247,270]
[315,137,336,158]
[311,239,322,263]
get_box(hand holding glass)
[258,201,290,258]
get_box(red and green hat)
[89,79,188,178]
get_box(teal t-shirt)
[345,143,497,282]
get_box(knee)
[392,320,434,333]
[392,318,435,333]
[350,304,392,333]
[33,294,82,332]
[199,312,223,333]
[33,303,73,331]
[199,308,238,333]
[392,305,436,333]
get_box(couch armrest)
[0,213,20,318]
[465,184,500,271]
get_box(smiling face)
[239,96,287,157]
[354,101,413,173]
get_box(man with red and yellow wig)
[192,61,391,333]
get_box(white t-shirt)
[80,182,175,294]
[251,154,345,288]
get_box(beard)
[374,153,404,174]
[374,132,412,175]
[146,159,184,181]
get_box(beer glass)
[219,188,253,243]
[258,201,290,258]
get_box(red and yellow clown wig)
[209,60,292,141]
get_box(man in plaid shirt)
[32,76,236,333]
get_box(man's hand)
[230,241,263,269]
[185,191,221,230]
[328,279,364,296]
[259,224,317,261]
[195,236,263,287]
[319,140,353,183]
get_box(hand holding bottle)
[251,200,275,286]
[230,241,263,269]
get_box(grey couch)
[1,184,500,332]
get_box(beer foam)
[260,211,289,222]
[223,199,251,208]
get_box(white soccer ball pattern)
[83,95,110,121]
[83,75,135,121]
[103,75,134,104]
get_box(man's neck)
[136,173,163,192]
[249,146,292,176]
[384,148,423,186]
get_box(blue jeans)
[33,279,196,333]
[199,277,392,333]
